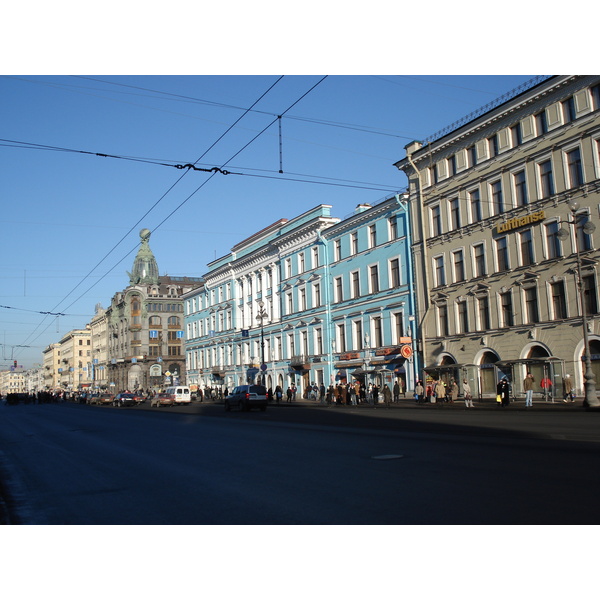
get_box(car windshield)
[249,386,266,394]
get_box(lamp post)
[557,199,599,408]
[256,300,268,385]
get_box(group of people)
[416,378,472,406]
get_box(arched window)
[168,316,180,327]
[149,316,161,326]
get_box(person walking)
[540,375,552,402]
[563,374,574,402]
[497,377,510,408]
[393,380,400,403]
[523,373,535,407]
[463,379,474,408]
[414,381,424,403]
[383,384,392,408]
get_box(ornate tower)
[128,228,159,285]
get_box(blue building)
[183,196,417,399]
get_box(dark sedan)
[113,393,137,407]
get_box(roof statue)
[128,228,159,285]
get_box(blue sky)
[1,74,541,367]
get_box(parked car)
[113,393,136,407]
[86,394,100,405]
[132,393,145,405]
[224,385,268,412]
[151,393,175,407]
[98,393,115,405]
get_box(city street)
[1,400,599,524]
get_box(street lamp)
[256,300,269,385]
[557,199,599,408]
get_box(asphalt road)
[1,400,599,524]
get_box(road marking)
[371,454,404,460]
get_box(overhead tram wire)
[12,77,288,358]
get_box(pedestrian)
[393,380,400,403]
[414,381,424,403]
[463,379,474,408]
[523,373,535,407]
[540,375,552,402]
[319,383,326,404]
[275,385,283,403]
[372,384,379,404]
[563,374,574,402]
[497,377,510,408]
[286,387,292,402]
[426,382,433,403]
[434,379,446,405]
[449,379,458,403]
[383,384,392,408]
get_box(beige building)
[395,75,600,402]
[42,343,62,390]
[0,369,26,395]
[56,328,92,390]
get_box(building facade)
[105,229,202,392]
[42,343,62,390]
[56,328,92,390]
[184,198,416,397]
[395,75,600,401]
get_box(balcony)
[290,355,311,369]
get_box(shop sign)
[340,352,360,360]
[495,210,545,234]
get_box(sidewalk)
[271,396,588,411]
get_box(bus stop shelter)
[494,357,565,402]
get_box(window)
[520,230,535,266]
[393,313,404,343]
[448,155,457,176]
[545,221,562,260]
[469,189,482,223]
[513,170,528,206]
[315,328,323,355]
[369,265,379,293]
[313,283,321,307]
[434,256,446,287]
[524,286,540,323]
[312,246,319,268]
[168,316,180,326]
[334,239,342,261]
[511,123,522,147]
[467,145,477,168]
[473,243,486,278]
[335,277,343,303]
[298,252,305,273]
[562,96,576,123]
[390,258,400,288]
[452,249,465,282]
[337,323,346,353]
[500,291,514,327]
[301,331,309,355]
[299,287,306,311]
[449,197,461,229]
[388,216,398,241]
[351,232,359,254]
[437,304,449,337]
[351,271,360,298]
[592,83,600,111]
[583,274,599,315]
[288,333,295,357]
[535,110,548,135]
[369,225,377,248]
[488,134,499,157]
[457,299,469,333]
[285,258,292,278]
[495,236,510,272]
[491,180,504,215]
[575,211,594,252]
[539,159,555,197]
[372,316,383,348]
[551,280,567,319]
[566,147,584,188]
[431,205,442,236]
[286,292,293,314]
[353,320,363,351]
[477,296,491,330]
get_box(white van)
[164,386,191,405]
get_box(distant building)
[395,75,600,400]
[105,228,202,391]
[56,328,92,390]
[42,343,62,390]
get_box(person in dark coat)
[497,377,510,407]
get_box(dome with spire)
[128,228,159,285]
